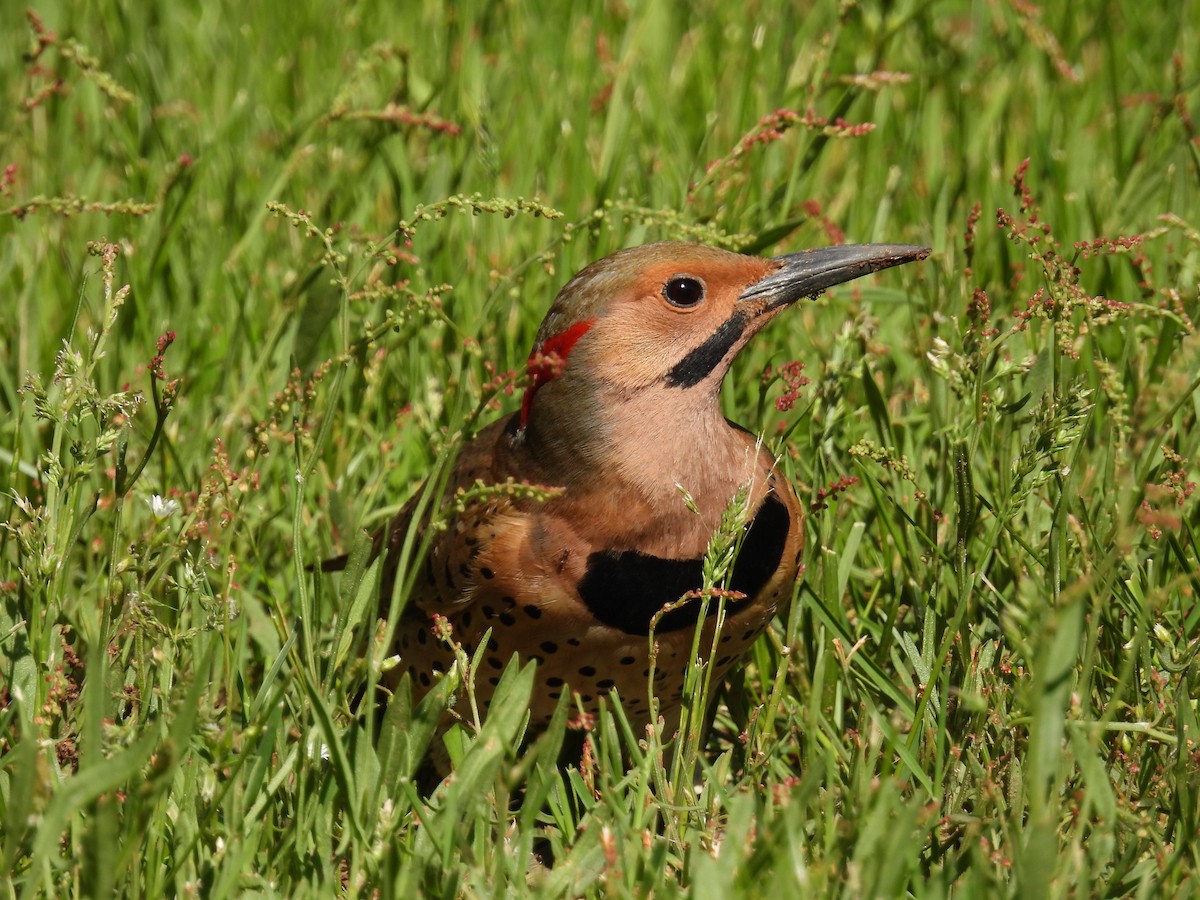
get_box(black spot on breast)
[578,552,702,635]
[576,492,792,635]
[524,604,542,619]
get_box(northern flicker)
[370,240,927,738]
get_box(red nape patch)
[519,318,595,428]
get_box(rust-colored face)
[565,245,778,393]
[520,241,928,417]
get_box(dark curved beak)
[740,244,930,310]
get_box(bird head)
[518,241,928,437]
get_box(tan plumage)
[373,240,928,737]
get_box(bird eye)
[662,276,705,308]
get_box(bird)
[369,240,928,743]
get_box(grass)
[1,0,1198,895]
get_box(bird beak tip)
[741,243,930,307]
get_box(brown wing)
[387,432,804,731]
[378,415,529,615]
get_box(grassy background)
[2,0,1199,895]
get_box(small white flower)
[926,337,953,376]
[145,494,181,521]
